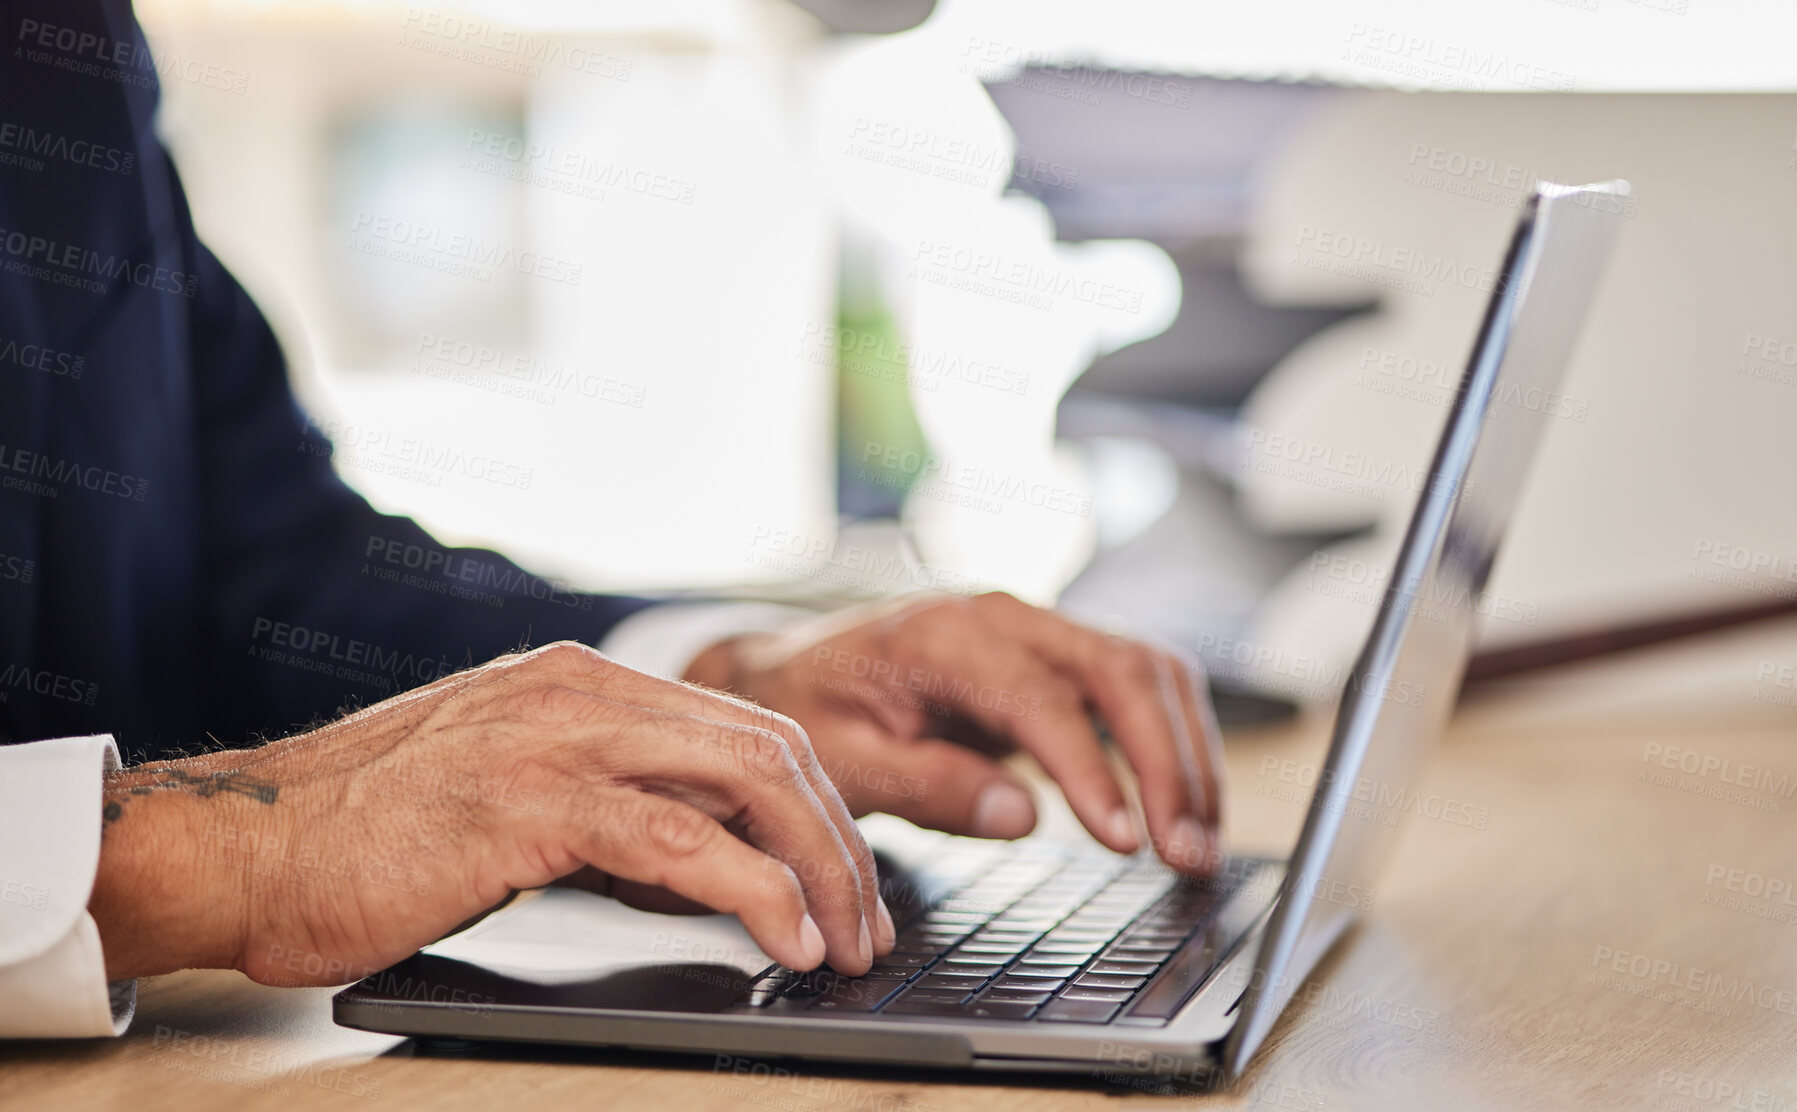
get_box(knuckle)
[973,590,1023,611]
[790,852,862,913]
[1033,677,1084,718]
[745,704,811,749]
[914,594,976,627]
[846,833,877,880]
[1103,641,1162,690]
[643,802,715,859]
[530,640,602,672]
[729,726,801,784]
[779,722,818,765]
[760,860,806,905]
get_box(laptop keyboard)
[744,842,1250,1025]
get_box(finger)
[1080,647,1208,874]
[819,719,1039,841]
[899,610,1137,853]
[969,596,1221,875]
[1169,651,1226,851]
[549,693,873,975]
[522,642,890,951]
[1138,652,1217,874]
[562,787,827,972]
[675,721,872,973]
[780,728,893,955]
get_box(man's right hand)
[87,642,892,986]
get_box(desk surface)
[7,616,1797,1112]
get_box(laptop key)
[1058,987,1135,1004]
[979,989,1054,1005]
[1124,928,1191,945]
[871,953,936,971]
[891,987,971,1002]
[1006,962,1083,979]
[882,990,975,1016]
[988,915,1062,930]
[889,941,953,954]
[1074,973,1149,991]
[951,941,1028,956]
[1025,943,1104,961]
[808,979,905,1012]
[918,914,986,930]
[937,899,1006,914]
[1042,934,1121,948]
[964,1000,1040,1020]
[915,973,990,992]
[1106,943,1176,961]
[969,929,1041,943]
[900,936,967,952]
[1035,997,1121,1024]
[778,972,837,998]
[1089,960,1163,977]
[936,960,1006,978]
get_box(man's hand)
[88,643,892,985]
[685,593,1225,875]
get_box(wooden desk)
[6,617,1797,1112]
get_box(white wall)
[1236,91,1797,674]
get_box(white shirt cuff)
[0,735,134,1038]
[598,602,810,680]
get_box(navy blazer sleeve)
[187,223,653,749]
[0,0,651,763]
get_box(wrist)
[88,762,259,980]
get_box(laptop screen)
[1223,180,1631,1073]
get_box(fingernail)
[797,914,826,968]
[1106,807,1139,852]
[874,899,896,950]
[1170,815,1209,873]
[856,918,873,967]
[973,782,1036,839]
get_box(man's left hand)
[684,592,1224,875]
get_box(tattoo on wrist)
[103,767,279,825]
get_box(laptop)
[334,179,1628,1083]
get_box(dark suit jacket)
[0,0,650,763]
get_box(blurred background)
[137,0,1797,710]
